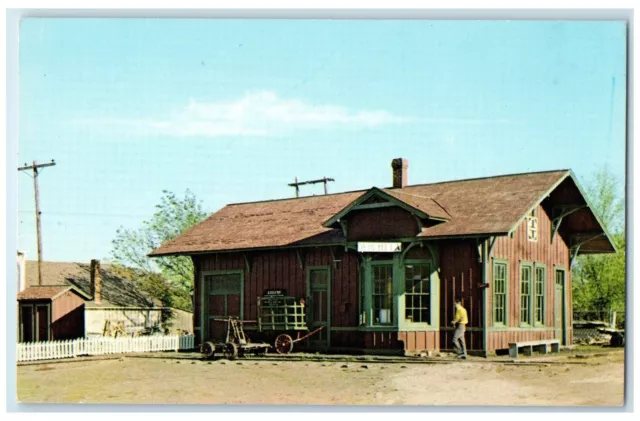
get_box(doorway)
[203,271,243,342]
[554,269,567,345]
[306,266,331,348]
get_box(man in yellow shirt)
[451,296,468,359]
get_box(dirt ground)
[16,350,625,406]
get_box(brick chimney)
[391,158,409,188]
[90,259,102,304]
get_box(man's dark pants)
[453,323,467,357]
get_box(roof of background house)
[150,169,615,256]
[17,285,91,301]
[24,261,161,308]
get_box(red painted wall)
[347,207,418,241]
[488,202,572,350]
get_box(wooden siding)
[347,207,418,241]
[488,202,572,350]
[51,290,85,340]
[439,239,483,351]
[193,248,361,344]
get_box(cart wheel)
[275,334,294,354]
[202,341,216,359]
[223,342,238,360]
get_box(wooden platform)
[508,339,560,358]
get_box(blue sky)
[17,19,627,263]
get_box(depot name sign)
[357,242,402,253]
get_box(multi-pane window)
[520,265,532,325]
[493,262,507,325]
[527,216,538,242]
[404,263,430,324]
[535,267,545,325]
[372,264,394,325]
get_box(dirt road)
[16,351,624,406]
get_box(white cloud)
[132,91,411,138]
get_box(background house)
[17,257,192,341]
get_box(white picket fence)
[17,335,195,362]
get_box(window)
[535,266,546,325]
[404,263,430,324]
[527,216,538,242]
[493,262,508,325]
[372,264,394,325]
[520,265,532,325]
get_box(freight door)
[306,267,330,348]
[554,269,566,345]
[204,272,243,341]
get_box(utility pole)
[18,159,56,286]
[288,176,335,198]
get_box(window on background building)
[372,264,394,325]
[404,263,430,324]
[493,262,508,325]
[535,266,546,325]
[520,265,532,325]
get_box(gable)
[347,206,420,241]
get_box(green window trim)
[370,261,395,327]
[492,259,509,326]
[359,250,440,331]
[534,264,546,326]
[403,261,432,325]
[519,262,533,326]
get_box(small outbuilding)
[18,285,90,342]
[150,159,617,356]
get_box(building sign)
[264,289,287,297]
[357,242,402,253]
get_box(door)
[204,272,243,341]
[36,305,50,341]
[20,305,34,342]
[554,269,566,345]
[307,267,330,348]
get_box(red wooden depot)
[150,159,616,356]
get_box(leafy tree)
[110,189,208,311]
[572,168,626,324]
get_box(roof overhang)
[507,170,618,255]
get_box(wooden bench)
[508,339,560,358]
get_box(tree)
[110,189,208,311]
[572,167,626,323]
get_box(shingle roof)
[24,261,161,308]
[150,169,575,256]
[17,285,85,301]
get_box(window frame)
[368,260,396,327]
[519,262,534,327]
[533,263,547,327]
[492,259,509,327]
[402,260,433,326]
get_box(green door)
[554,269,566,345]
[204,272,243,341]
[307,267,330,348]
